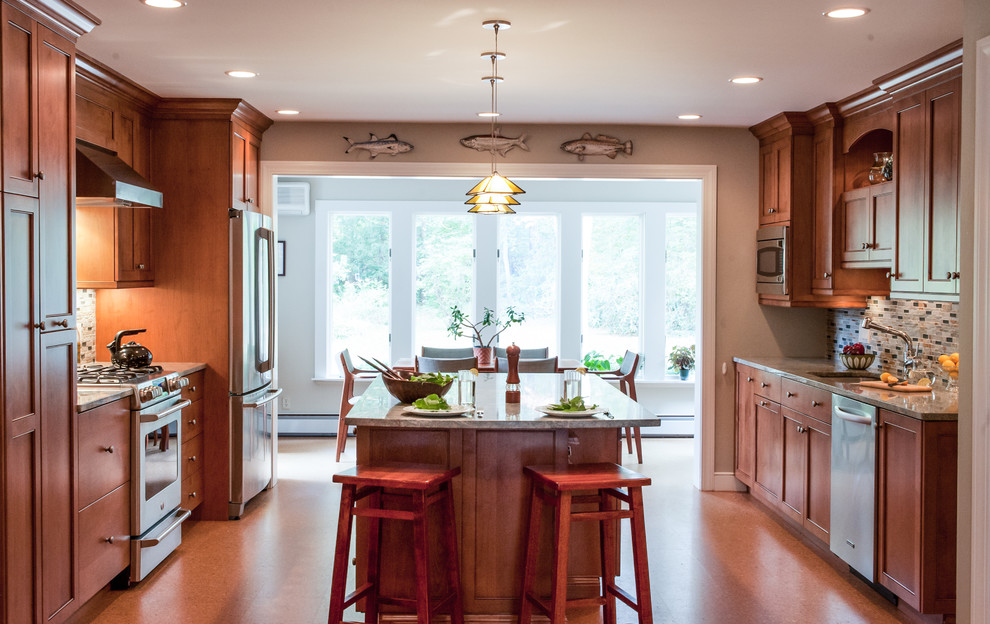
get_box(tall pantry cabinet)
[1,1,97,622]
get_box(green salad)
[547,396,598,412]
[409,372,454,385]
[412,393,450,410]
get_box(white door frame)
[261,160,720,490]
[969,33,990,624]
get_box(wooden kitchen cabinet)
[76,397,130,604]
[734,366,757,487]
[779,378,832,545]
[753,114,811,228]
[76,205,155,287]
[890,74,961,299]
[840,182,894,267]
[876,409,957,615]
[180,370,205,512]
[1,2,95,622]
[232,122,261,212]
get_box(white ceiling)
[75,0,962,127]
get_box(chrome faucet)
[861,317,922,374]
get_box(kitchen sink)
[809,370,882,380]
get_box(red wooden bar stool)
[520,463,653,624]
[328,465,464,624]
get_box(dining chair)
[495,356,559,373]
[494,346,550,359]
[336,349,378,462]
[421,346,475,358]
[594,350,643,463]
[415,355,478,373]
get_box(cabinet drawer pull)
[103,445,115,454]
[746,376,753,382]
[246,198,255,204]
[786,391,794,398]
[885,271,892,278]
[760,400,767,407]
[188,455,197,463]
[768,208,776,214]
[105,536,115,544]
[137,264,146,270]
[811,400,821,407]
[189,386,198,393]
[52,319,69,328]
[35,171,45,180]
[189,491,197,499]
[952,271,960,279]
[32,321,46,330]
[188,419,197,426]
[823,272,831,279]
[761,382,768,388]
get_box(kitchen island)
[345,372,660,619]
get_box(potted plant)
[668,345,696,380]
[447,305,525,367]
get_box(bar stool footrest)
[342,582,375,609]
[606,583,639,610]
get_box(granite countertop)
[76,362,207,413]
[346,372,661,429]
[733,356,958,421]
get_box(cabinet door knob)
[786,391,794,398]
[105,536,115,544]
[885,271,892,279]
[35,171,45,180]
[811,400,821,407]
[768,208,776,214]
[246,198,255,204]
[746,376,753,382]
[31,321,46,330]
[189,491,197,498]
[760,400,767,407]
[797,425,805,434]
[53,319,69,328]
[103,446,114,454]
[952,272,960,279]
[823,272,831,279]
[188,455,197,463]
[137,264,146,270]
[947,271,953,279]
[761,382,768,388]
[188,419,197,426]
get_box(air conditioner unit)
[275,182,310,216]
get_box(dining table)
[344,372,661,620]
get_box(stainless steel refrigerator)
[229,210,282,519]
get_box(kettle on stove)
[107,329,154,368]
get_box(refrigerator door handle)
[244,387,283,409]
[258,226,276,374]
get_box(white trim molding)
[970,33,990,624]
[261,160,721,491]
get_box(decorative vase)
[679,368,690,381]
[868,152,893,184]
[473,346,493,368]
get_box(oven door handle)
[140,399,192,423]
[135,508,192,547]
[244,387,283,409]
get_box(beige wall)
[262,121,827,475]
[957,0,990,620]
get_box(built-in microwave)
[756,225,788,295]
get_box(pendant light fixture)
[466,19,524,214]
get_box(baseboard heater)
[278,413,337,437]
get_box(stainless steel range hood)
[76,139,163,208]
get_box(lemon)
[576,366,588,375]
[880,372,897,383]
[469,368,479,376]
[938,354,949,363]
[942,361,957,371]
[916,378,932,387]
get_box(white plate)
[535,405,605,418]
[402,405,473,417]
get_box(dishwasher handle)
[834,405,873,425]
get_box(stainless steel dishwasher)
[830,394,877,581]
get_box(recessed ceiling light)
[225,70,257,79]
[730,76,763,85]
[142,0,185,7]
[276,110,300,116]
[678,114,702,120]
[824,7,869,18]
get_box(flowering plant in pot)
[447,305,525,367]
[668,345,696,380]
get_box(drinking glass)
[563,370,582,401]
[458,370,476,406]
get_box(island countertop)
[346,372,661,429]
[733,356,958,421]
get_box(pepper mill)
[505,343,521,403]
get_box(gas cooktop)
[77,363,165,385]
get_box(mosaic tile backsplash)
[828,297,958,374]
[77,289,97,364]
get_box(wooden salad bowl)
[383,371,454,404]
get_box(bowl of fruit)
[840,343,875,370]
[938,352,960,391]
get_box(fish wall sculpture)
[343,133,413,159]
[560,133,633,161]
[459,131,530,156]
